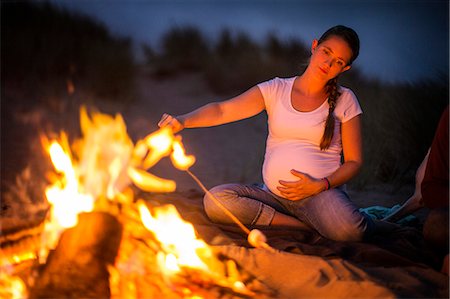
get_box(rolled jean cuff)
[253,204,275,225]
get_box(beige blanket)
[146,190,449,298]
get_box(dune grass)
[1,1,135,101]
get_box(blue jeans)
[203,183,374,242]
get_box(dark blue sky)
[53,0,449,83]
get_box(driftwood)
[30,212,123,298]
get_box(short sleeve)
[335,87,363,123]
[257,77,281,114]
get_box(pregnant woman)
[158,25,374,242]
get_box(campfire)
[0,107,273,298]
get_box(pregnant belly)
[263,145,339,197]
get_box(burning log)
[0,221,43,267]
[30,212,122,298]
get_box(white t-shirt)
[258,77,362,197]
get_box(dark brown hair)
[318,25,360,150]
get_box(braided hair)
[318,25,360,150]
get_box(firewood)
[29,211,122,298]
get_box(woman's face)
[310,36,352,80]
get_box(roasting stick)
[186,169,276,253]
[186,170,250,234]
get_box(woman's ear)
[342,65,352,73]
[311,39,319,53]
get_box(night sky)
[52,0,449,84]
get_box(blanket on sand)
[142,190,449,299]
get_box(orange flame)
[77,106,134,200]
[127,126,196,192]
[127,167,176,193]
[36,107,253,297]
[46,141,94,228]
[170,137,196,171]
[142,127,174,170]
[138,201,212,274]
[41,136,95,262]
[40,108,198,263]
[0,272,28,299]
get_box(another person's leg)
[423,208,449,252]
[423,208,449,274]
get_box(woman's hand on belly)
[277,169,326,201]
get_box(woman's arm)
[158,86,266,132]
[277,115,363,200]
[326,114,363,188]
